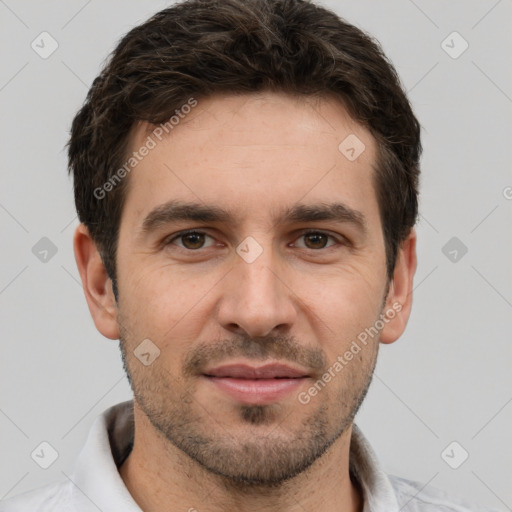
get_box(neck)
[119,403,363,512]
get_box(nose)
[216,244,297,338]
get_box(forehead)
[121,92,379,230]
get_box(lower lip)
[203,376,308,405]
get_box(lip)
[203,363,310,379]
[202,363,310,405]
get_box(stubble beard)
[118,326,379,489]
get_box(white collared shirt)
[0,400,499,511]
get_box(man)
[0,0,499,511]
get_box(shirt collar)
[71,400,140,511]
[349,424,400,511]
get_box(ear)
[380,229,417,345]
[73,224,120,340]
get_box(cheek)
[302,272,386,353]
[307,262,385,309]
[118,262,219,352]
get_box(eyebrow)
[139,199,367,237]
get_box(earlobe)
[73,224,120,340]
[380,229,417,345]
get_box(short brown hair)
[68,0,421,291]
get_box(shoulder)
[0,480,74,512]
[389,475,502,512]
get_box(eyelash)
[165,229,346,251]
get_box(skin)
[74,91,417,512]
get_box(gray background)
[1,0,511,509]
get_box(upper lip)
[203,363,310,379]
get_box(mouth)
[202,363,310,405]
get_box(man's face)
[114,92,391,485]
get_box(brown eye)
[181,232,205,249]
[304,232,329,249]
[169,231,214,250]
[294,231,338,250]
